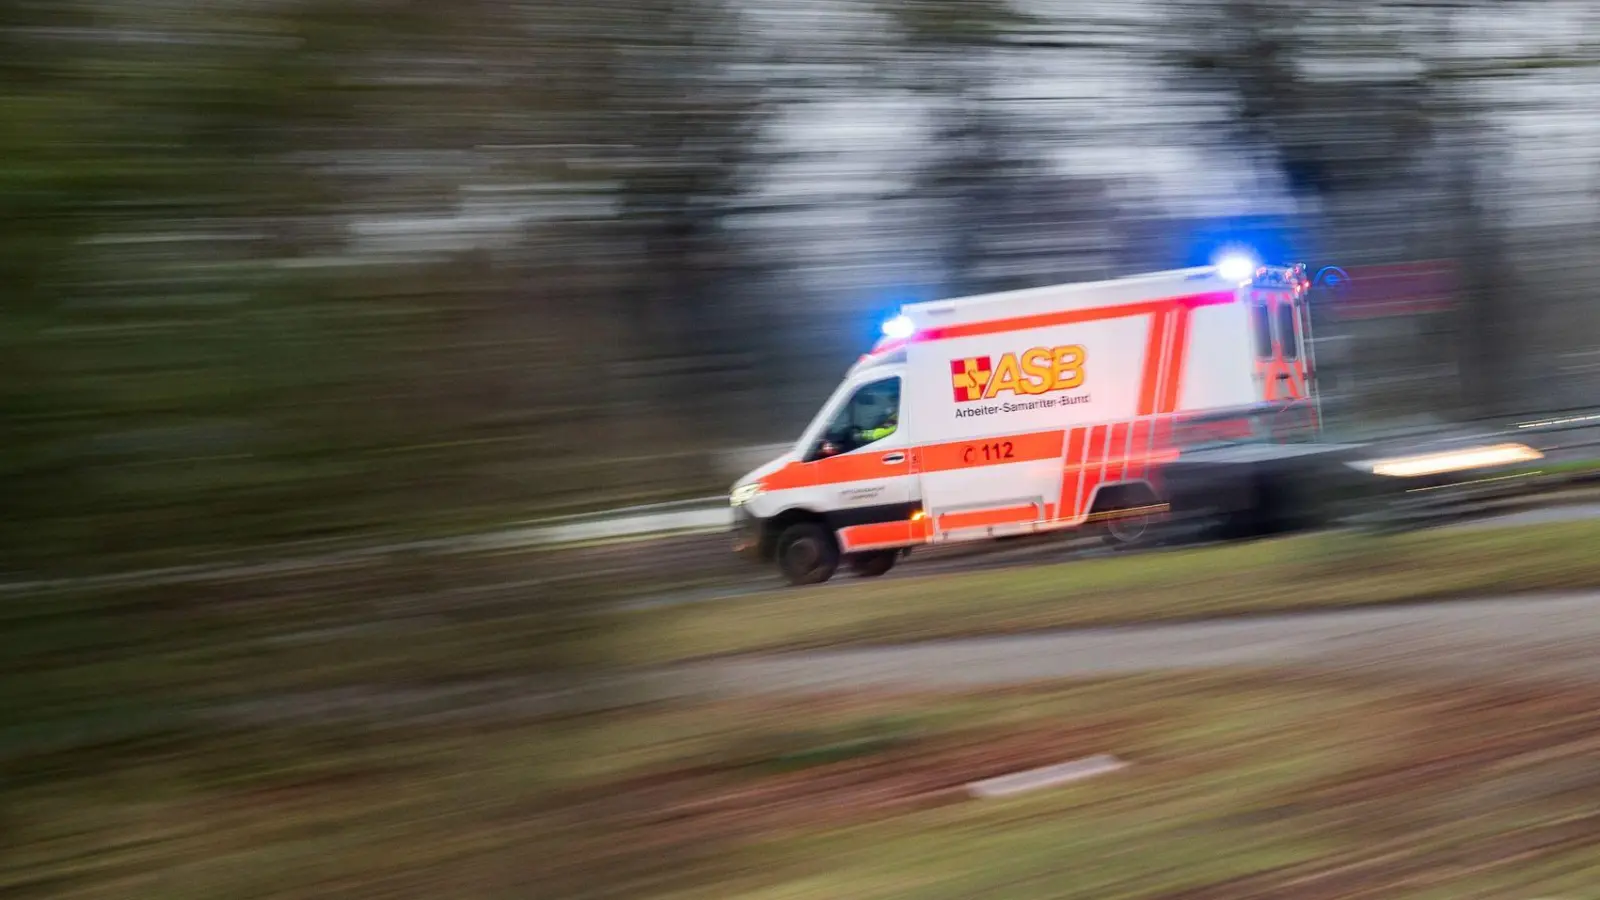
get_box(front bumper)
[731,507,763,560]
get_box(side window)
[1276,303,1300,361]
[1250,303,1273,359]
[811,377,900,460]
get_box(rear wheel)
[846,551,896,578]
[775,521,840,586]
[1101,512,1150,547]
[1092,484,1160,548]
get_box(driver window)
[810,377,900,460]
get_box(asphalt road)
[211,491,1600,728]
[225,591,1600,728]
[676,592,1600,696]
[1451,501,1600,531]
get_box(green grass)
[9,672,1600,899]
[618,520,1600,663]
[12,521,1600,897]
[1528,458,1600,477]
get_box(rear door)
[1249,282,1320,437]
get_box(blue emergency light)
[881,315,915,340]
[1214,251,1260,283]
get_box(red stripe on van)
[917,291,1234,343]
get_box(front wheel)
[846,551,896,578]
[775,521,840,586]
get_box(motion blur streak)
[6,1,1600,898]
[1369,443,1543,478]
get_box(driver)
[855,406,898,445]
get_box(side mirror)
[805,439,841,463]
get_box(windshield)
[807,376,901,460]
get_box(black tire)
[1100,512,1151,548]
[775,521,840,586]
[1088,483,1161,549]
[846,551,896,578]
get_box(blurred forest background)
[6,0,1600,575]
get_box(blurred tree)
[0,4,684,891]
[605,0,776,445]
[10,0,1588,574]
[874,0,1114,295]
[0,0,365,568]
[1165,0,1521,416]
[0,0,784,571]
[1172,0,1436,198]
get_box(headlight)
[1367,443,1542,478]
[729,483,763,507]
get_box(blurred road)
[659,590,1600,709]
[685,592,1600,695]
[229,590,1600,727]
[1450,501,1600,531]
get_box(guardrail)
[1502,411,1600,465]
[1,499,738,595]
[469,499,730,550]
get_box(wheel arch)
[1085,479,1162,521]
[757,506,831,561]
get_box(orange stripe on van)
[1159,307,1192,413]
[936,505,1042,532]
[917,430,1065,474]
[1104,422,1130,483]
[1057,425,1088,520]
[764,431,1067,491]
[1125,419,1148,480]
[918,291,1234,343]
[1136,310,1169,416]
[758,462,808,491]
[837,519,930,553]
[759,447,913,491]
[1082,424,1108,471]
[1078,424,1109,518]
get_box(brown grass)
[10,672,1600,898]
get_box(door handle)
[881,452,906,465]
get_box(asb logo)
[950,345,1086,403]
[950,356,993,402]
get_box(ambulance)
[730,260,1322,585]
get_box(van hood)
[732,452,796,492]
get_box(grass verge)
[11,521,1600,898]
[618,520,1600,663]
[18,521,1600,707]
[8,671,1600,899]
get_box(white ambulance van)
[730,262,1320,584]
